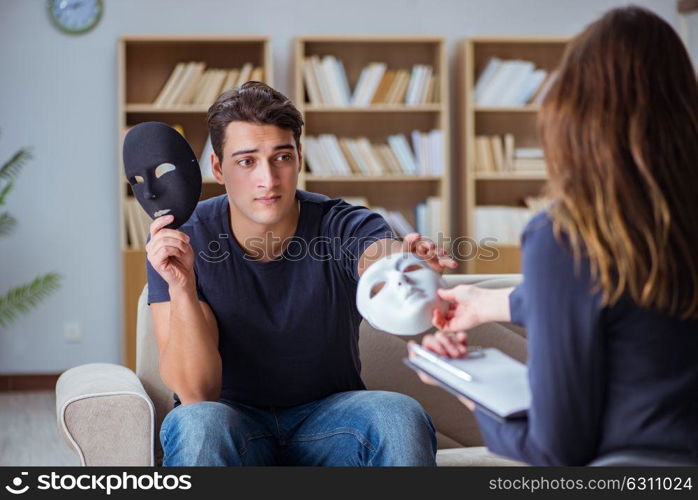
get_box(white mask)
[357,252,448,336]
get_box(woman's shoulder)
[521,210,561,251]
[520,209,582,276]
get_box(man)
[146,81,456,466]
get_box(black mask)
[123,122,202,229]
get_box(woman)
[411,6,698,466]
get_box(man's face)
[211,121,301,228]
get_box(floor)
[0,390,80,466]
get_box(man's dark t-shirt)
[146,190,394,408]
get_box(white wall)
[0,0,678,373]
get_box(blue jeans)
[160,390,437,466]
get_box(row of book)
[474,134,546,173]
[474,58,556,107]
[303,56,438,107]
[124,198,153,249]
[474,197,548,245]
[153,62,264,107]
[343,196,442,241]
[304,131,443,177]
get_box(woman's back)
[602,289,698,455]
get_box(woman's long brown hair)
[539,6,698,319]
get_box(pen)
[413,344,474,382]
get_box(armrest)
[55,363,155,466]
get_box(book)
[199,135,215,180]
[303,136,328,176]
[503,133,515,171]
[175,62,206,105]
[191,70,213,104]
[153,62,186,107]
[165,61,197,105]
[222,69,240,92]
[474,205,536,244]
[405,344,530,420]
[352,62,387,106]
[387,210,416,238]
[322,55,347,106]
[303,57,324,105]
[236,63,254,87]
[428,129,443,175]
[201,69,228,105]
[374,144,402,175]
[490,136,505,172]
[513,158,546,171]
[475,136,495,172]
[341,196,370,208]
[474,57,502,103]
[338,138,362,176]
[498,61,535,106]
[427,196,441,240]
[249,66,264,83]
[387,134,418,175]
[345,138,371,176]
[371,69,396,104]
[404,65,422,105]
[385,69,410,104]
[532,70,558,105]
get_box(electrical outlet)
[64,321,82,342]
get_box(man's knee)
[364,391,435,433]
[353,391,436,465]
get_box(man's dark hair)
[206,81,304,161]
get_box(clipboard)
[404,344,530,421]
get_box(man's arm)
[150,295,222,405]
[146,214,222,405]
[358,233,457,277]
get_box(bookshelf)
[294,35,451,243]
[459,36,570,273]
[117,35,272,369]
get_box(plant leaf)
[0,273,61,328]
[0,212,17,236]
[0,149,32,182]
[0,180,13,206]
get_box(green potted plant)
[0,143,61,327]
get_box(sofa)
[55,274,527,466]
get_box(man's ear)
[211,152,225,185]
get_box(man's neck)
[228,197,300,263]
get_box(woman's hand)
[433,285,515,331]
[407,337,476,411]
[432,285,484,332]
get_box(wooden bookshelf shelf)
[305,175,442,182]
[459,36,570,273]
[118,35,272,370]
[295,35,450,239]
[474,105,541,113]
[125,104,210,113]
[304,104,442,113]
[475,172,547,181]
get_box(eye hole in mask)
[370,281,386,298]
[155,162,176,178]
[403,264,423,273]
[129,175,145,186]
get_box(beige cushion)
[436,447,526,466]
